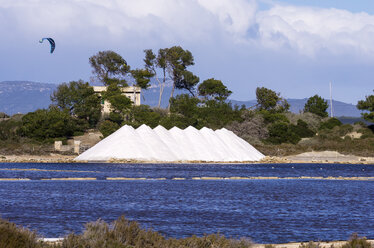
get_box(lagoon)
[0,162,373,243]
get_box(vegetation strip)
[1,216,373,248]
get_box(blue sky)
[0,0,374,104]
[268,0,374,14]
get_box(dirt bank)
[284,151,374,164]
[0,153,76,163]
[254,239,374,248]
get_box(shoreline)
[253,239,374,248]
[40,238,374,248]
[0,152,374,164]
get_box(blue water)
[0,163,373,243]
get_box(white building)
[93,86,141,115]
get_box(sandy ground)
[285,151,374,164]
[253,240,374,248]
[41,238,374,248]
[0,151,373,164]
[0,153,76,163]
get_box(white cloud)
[197,0,257,37]
[256,5,374,57]
[1,0,374,58]
[0,0,233,44]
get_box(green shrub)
[170,94,200,119]
[319,117,342,130]
[199,101,242,130]
[126,105,162,129]
[108,112,124,125]
[289,119,315,138]
[0,118,22,141]
[266,122,301,144]
[259,110,289,124]
[99,120,120,138]
[358,127,374,139]
[159,113,194,130]
[19,107,79,141]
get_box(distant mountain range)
[0,81,365,117]
[229,98,364,118]
[0,81,57,115]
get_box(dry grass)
[1,217,373,248]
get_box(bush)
[337,124,354,136]
[19,107,80,141]
[62,216,253,248]
[99,120,120,138]
[259,110,289,124]
[298,241,321,248]
[0,112,9,119]
[358,126,374,139]
[108,112,124,125]
[126,105,162,128]
[159,113,194,130]
[289,119,315,138]
[319,117,342,130]
[341,233,372,248]
[0,118,22,141]
[170,94,200,119]
[266,122,300,144]
[199,101,243,129]
[0,218,41,248]
[226,112,268,145]
[285,112,322,132]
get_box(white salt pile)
[75,124,265,162]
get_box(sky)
[0,0,374,104]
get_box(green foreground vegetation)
[0,47,373,157]
[0,216,372,248]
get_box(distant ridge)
[0,81,57,115]
[229,98,364,118]
[0,81,364,117]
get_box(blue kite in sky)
[39,38,55,53]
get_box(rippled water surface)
[0,162,373,243]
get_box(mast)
[329,82,334,117]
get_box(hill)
[0,81,57,115]
[230,98,364,118]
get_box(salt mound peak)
[75,125,265,162]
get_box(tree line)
[0,46,373,151]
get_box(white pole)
[329,82,334,117]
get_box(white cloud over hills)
[1,0,374,57]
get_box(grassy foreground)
[0,217,373,248]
